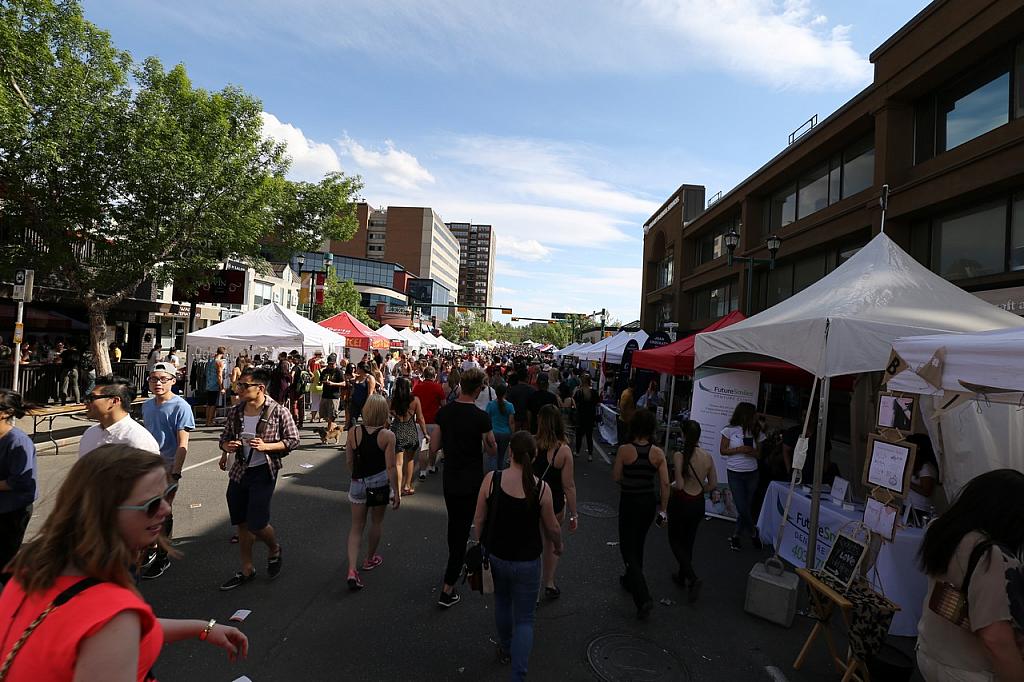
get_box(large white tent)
[696,233,1023,376]
[399,327,423,349]
[376,324,406,347]
[416,331,439,348]
[694,232,1024,566]
[579,330,649,363]
[186,302,346,355]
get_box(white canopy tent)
[694,232,1024,565]
[555,342,580,357]
[416,331,440,348]
[887,326,1024,497]
[579,330,649,363]
[399,327,423,349]
[186,303,347,356]
[377,324,406,345]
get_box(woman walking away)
[347,362,376,428]
[612,409,670,619]
[0,445,247,680]
[345,395,400,591]
[720,401,765,551]
[572,374,599,462]
[667,420,717,603]
[0,390,37,581]
[557,383,576,449]
[390,377,428,495]
[486,382,515,471]
[472,431,563,680]
[533,404,578,600]
[916,469,1024,681]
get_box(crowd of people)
[0,342,1019,681]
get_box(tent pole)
[805,377,831,568]
[663,375,676,454]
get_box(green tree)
[0,1,361,374]
[315,270,376,328]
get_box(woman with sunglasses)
[0,444,248,680]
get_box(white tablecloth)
[756,481,927,636]
[598,403,618,444]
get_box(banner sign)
[173,270,246,305]
[315,272,326,305]
[690,366,761,518]
[615,339,640,395]
[757,483,845,569]
[635,331,672,394]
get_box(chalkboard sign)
[821,533,868,588]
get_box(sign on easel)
[821,533,868,588]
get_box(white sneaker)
[428,466,438,474]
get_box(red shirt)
[413,380,446,424]
[0,576,163,682]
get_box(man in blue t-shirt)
[141,362,195,579]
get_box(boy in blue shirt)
[141,362,195,579]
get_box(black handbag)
[465,472,500,594]
[365,484,390,507]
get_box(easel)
[793,568,900,682]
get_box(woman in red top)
[0,445,247,681]
[412,365,445,480]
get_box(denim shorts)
[349,470,391,506]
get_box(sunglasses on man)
[83,393,117,403]
[236,382,265,390]
[117,483,178,518]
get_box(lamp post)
[723,226,783,315]
[295,254,308,317]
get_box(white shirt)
[79,415,160,458]
[474,385,496,411]
[461,359,480,372]
[908,462,938,512]
[242,414,266,468]
[720,425,765,473]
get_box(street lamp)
[723,224,783,315]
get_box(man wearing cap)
[140,361,195,579]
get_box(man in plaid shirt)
[218,367,301,591]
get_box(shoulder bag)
[465,472,501,594]
[928,539,996,630]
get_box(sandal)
[229,534,239,544]
[402,488,416,496]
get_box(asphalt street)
[29,422,919,682]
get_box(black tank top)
[486,474,545,562]
[533,447,565,514]
[353,425,387,479]
[620,441,657,495]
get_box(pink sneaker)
[362,554,383,571]
[347,571,364,590]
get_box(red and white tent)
[318,312,390,350]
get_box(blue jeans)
[490,554,541,681]
[727,469,759,539]
[489,432,512,472]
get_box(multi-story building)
[329,203,461,303]
[446,222,497,319]
[641,0,1024,337]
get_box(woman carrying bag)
[472,432,562,680]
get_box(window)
[252,282,273,307]
[942,72,1010,151]
[798,163,830,218]
[841,136,874,198]
[932,201,1008,280]
[695,217,739,265]
[691,280,738,320]
[767,184,797,232]
[658,249,674,288]
[793,252,826,293]
[1012,193,1024,271]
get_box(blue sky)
[84,0,930,325]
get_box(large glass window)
[798,163,830,218]
[942,72,1010,151]
[695,218,738,266]
[793,253,826,293]
[1011,194,1024,271]
[253,282,273,307]
[766,263,793,307]
[841,136,874,198]
[767,184,797,232]
[691,280,737,320]
[932,201,1008,280]
[657,249,674,289]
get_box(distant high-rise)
[446,222,496,320]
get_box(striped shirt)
[619,442,657,495]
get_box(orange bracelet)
[199,619,216,641]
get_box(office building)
[641,0,1024,337]
[446,222,497,319]
[329,203,461,301]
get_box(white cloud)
[259,112,341,182]
[339,136,435,191]
[500,238,552,262]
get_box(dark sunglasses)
[83,393,117,403]
[236,382,264,389]
[117,483,178,517]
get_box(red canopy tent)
[632,311,817,384]
[318,312,390,351]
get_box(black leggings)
[0,505,31,579]
[618,493,655,608]
[443,491,477,586]
[667,491,704,584]
[575,421,594,455]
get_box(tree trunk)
[89,305,112,376]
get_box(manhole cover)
[587,633,688,682]
[579,502,617,518]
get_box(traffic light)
[511,317,519,321]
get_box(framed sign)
[864,497,899,541]
[821,533,868,588]
[876,392,918,432]
[862,435,917,497]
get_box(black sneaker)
[268,547,283,580]
[220,570,256,591]
[496,645,511,665]
[140,548,159,570]
[729,536,742,552]
[141,556,170,580]
[544,585,561,600]
[437,590,461,608]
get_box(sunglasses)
[118,483,178,517]
[236,382,264,389]
[83,393,117,403]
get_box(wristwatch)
[199,618,216,641]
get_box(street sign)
[13,269,33,302]
[551,312,569,319]
[12,323,23,345]
[501,308,513,315]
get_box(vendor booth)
[694,233,1023,637]
[579,330,648,364]
[186,302,346,357]
[376,324,406,350]
[318,312,389,352]
[399,327,423,350]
